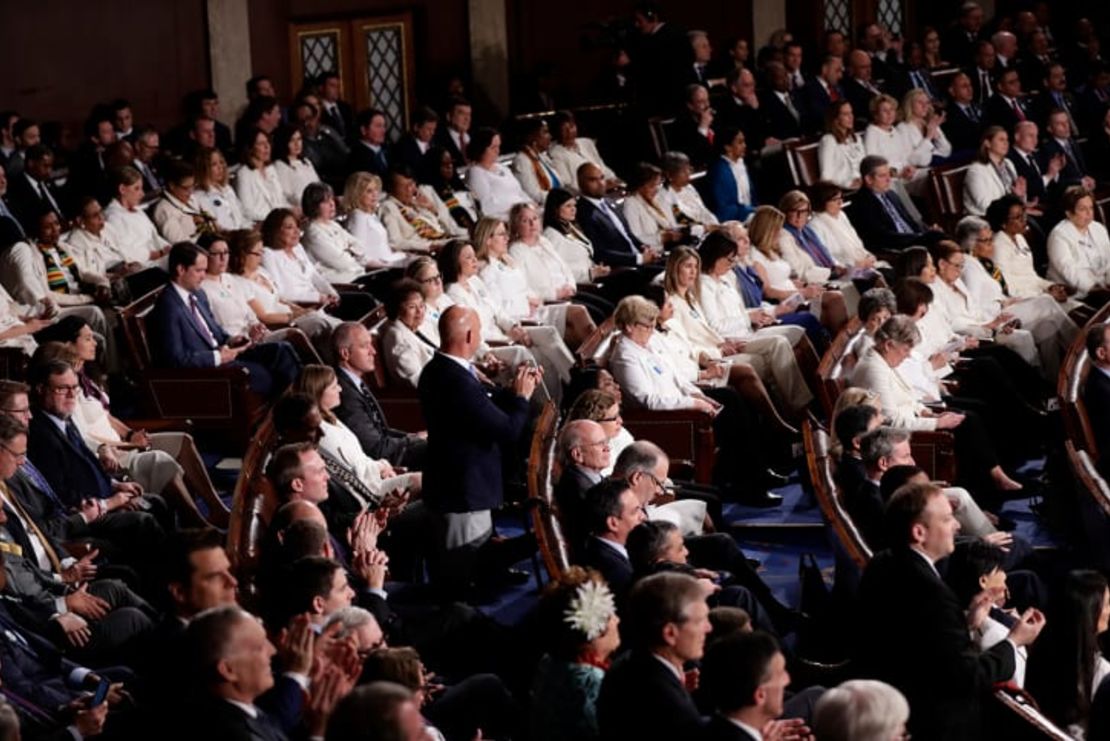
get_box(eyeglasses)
[598,414,621,423]
[0,407,29,415]
[633,321,655,330]
[0,443,26,461]
[418,274,443,284]
[789,207,812,214]
[48,384,79,395]
[208,250,230,256]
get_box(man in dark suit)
[318,71,355,143]
[347,108,391,177]
[966,40,997,109]
[1018,30,1054,94]
[0,167,26,244]
[855,482,1045,740]
[1040,109,1097,192]
[846,427,913,549]
[800,55,846,136]
[943,72,986,156]
[597,571,708,741]
[849,155,945,251]
[433,98,472,168]
[418,306,538,595]
[576,163,661,268]
[393,106,438,175]
[757,63,803,141]
[667,84,716,171]
[943,3,985,68]
[1084,323,1110,475]
[629,2,690,115]
[844,51,884,128]
[699,632,793,741]
[1009,121,1064,208]
[984,68,1030,132]
[332,322,426,469]
[832,403,882,499]
[718,69,773,149]
[1034,63,1081,134]
[148,242,300,398]
[6,145,64,229]
[553,420,611,559]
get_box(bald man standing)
[418,306,539,597]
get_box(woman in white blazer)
[380,279,437,389]
[235,129,288,223]
[260,208,339,306]
[541,189,610,283]
[510,119,563,204]
[963,126,1023,216]
[1047,187,1110,300]
[465,128,535,221]
[548,110,621,191]
[300,182,368,283]
[151,161,218,245]
[194,147,252,232]
[850,314,1023,493]
[986,194,1073,304]
[342,172,407,268]
[272,127,320,210]
[622,163,684,251]
[818,101,867,190]
[807,181,886,271]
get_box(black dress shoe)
[763,468,790,487]
[737,491,784,509]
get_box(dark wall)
[0,0,208,134]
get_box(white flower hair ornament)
[564,580,617,640]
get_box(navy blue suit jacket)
[705,156,756,223]
[576,197,645,268]
[26,412,112,506]
[581,536,634,601]
[598,649,704,741]
[1039,136,1090,190]
[417,353,531,513]
[148,284,229,369]
[1085,366,1110,470]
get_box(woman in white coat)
[807,181,887,273]
[235,129,288,223]
[380,278,438,389]
[272,126,320,210]
[985,194,1074,305]
[818,101,867,190]
[300,182,370,283]
[541,189,610,283]
[194,147,252,232]
[1047,186,1110,302]
[621,163,684,252]
[548,110,622,192]
[963,126,1024,216]
[465,127,535,221]
[260,207,340,307]
[342,172,407,268]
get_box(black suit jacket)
[433,127,467,168]
[984,94,1030,133]
[347,140,390,177]
[1039,136,1089,190]
[333,367,422,467]
[667,114,715,171]
[856,547,1016,740]
[179,695,289,741]
[581,536,634,602]
[576,197,645,268]
[943,102,985,156]
[320,100,355,142]
[598,649,704,741]
[848,187,933,251]
[844,80,880,127]
[552,465,597,559]
[697,714,758,741]
[967,66,996,109]
[1008,148,1059,205]
[843,479,885,549]
[1085,367,1110,471]
[756,90,802,140]
[715,97,771,148]
[799,78,844,136]
[26,412,113,507]
[417,353,531,514]
[6,469,89,544]
[7,172,64,227]
[393,133,432,176]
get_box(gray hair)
[813,679,910,741]
[955,215,990,251]
[302,181,335,220]
[661,151,692,177]
[860,426,911,468]
[874,315,920,347]
[612,440,667,478]
[322,605,378,639]
[557,419,603,467]
[858,288,896,323]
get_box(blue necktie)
[0,200,23,237]
[880,192,914,235]
[17,463,65,512]
[64,421,113,499]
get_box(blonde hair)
[869,93,899,122]
[194,147,228,189]
[508,202,539,242]
[614,295,659,332]
[777,189,810,215]
[900,88,930,125]
[342,171,382,215]
[293,364,339,424]
[747,206,786,259]
[473,216,508,263]
[663,247,702,306]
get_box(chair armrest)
[622,408,717,485]
[909,430,958,483]
[121,418,194,433]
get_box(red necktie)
[1012,99,1026,121]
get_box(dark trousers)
[232,340,301,398]
[423,673,520,741]
[703,386,770,498]
[61,579,155,666]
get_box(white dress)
[1047,219,1110,297]
[817,133,866,189]
[509,238,578,302]
[346,209,406,266]
[235,164,286,222]
[542,226,595,283]
[261,245,338,303]
[479,258,568,335]
[273,158,320,209]
[548,138,618,192]
[466,163,534,221]
[302,220,366,283]
[195,184,252,232]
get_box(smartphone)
[90,677,110,708]
[228,335,251,349]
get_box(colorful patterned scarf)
[399,203,447,240]
[979,256,1009,296]
[38,243,80,293]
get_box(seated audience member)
[332,321,426,469]
[943,72,986,156]
[466,127,534,221]
[6,145,63,229]
[193,146,252,232]
[1041,109,1097,195]
[379,166,466,254]
[0,282,45,357]
[799,54,846,135]
[418,146,478,232]
[984,68,1030,132]
[856,482,1045,739]
[347,108,391,177]
[261,207,342,307]
[844,426,913,547]
[65,195,140,284]
[704,126,757,223]
[895,89,953,185]
[576,163,660,268]
[151,159,217,244]
[831,399,882,491]
[565,389,632,476]
[301,182,372,283]
[506,203,600,339]
[668,84,716,171]
[659,151,719,230]
[1009,121,1064,213]
[296,94,351,190]
[342,171,406,268]
[718,67,771,148]
[986,194,1073,305]
[234,88,282,145]
[597,572,709,741]
[818,100,866,190]
[622,162,685,252]
[66,106,117,209]
[758,62,804,141]
[103,166,172,267]
[131,126,164,195]
[149,241,301,397]
[542,188,610,284]
[326,682,425,741]
[315,72,354,142]
[577,478,645,599]
[394,105,438,175]
[698,631,810,741]
[1084,323,1110,469]
[807,180,886,275]
[843,50,883,127]
[433,97,472,168]
[235,129,287,223]
[1027,570,1110,736]
[548,110,621,192]
[1047,187,1110,302]
[511,118,562,205]
[812,679,910,741]
[849,155,944,251]
[531,566,620,741]
[963,126,1024,216]
[272,125,320,210]
[379,278,437,388]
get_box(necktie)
[37,182,58,216]
[980,71,991,103]
[64,421,113,499]
[1026,153,1040,177]
[189,294,218,349]
[600,200,638,252]
[18,463,64,512]
[783,93,800,123]
[1011,99,1025,121]
[329,105,346,137]
[880,192,914,235]
[459,133,469,164]
[966,104,980,124]
[828,84,839,102]
[0,482,62,573]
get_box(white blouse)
[542,226,595,283]
[963,160,1016,216]
[1047,219,1110,296]
[622,193,677,250]
[895,121,952,165]
[151,192,208,244]
[273,158,320,210]
[808,211,873,266]
[200,273,258,337]
[659,184,719,226]
[548,138,618,192]
[380,318,436,389]
[346,209,405,266]
[446,276,515,341]
[235,164,286,222]
[863,125,910,172]
[479,259,541,320]
[103,199,169,266]
[818,133,866,189]
[261,245,337,304]
[302,220,365,283]
[992,230,1052,298]
[466,163,534,221]
[751,248,798,293]
[509,238,577,301]
[64,227,129,276]
[196,184,252,232]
